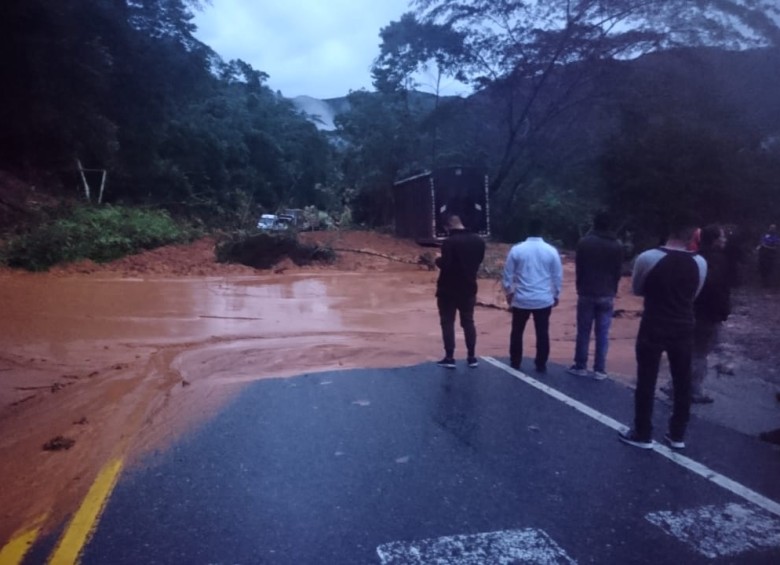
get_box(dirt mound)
[40,230,507,277]
[46,237,257,277]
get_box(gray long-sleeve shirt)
[632,246,707,329]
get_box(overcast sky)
[192,0,467,99]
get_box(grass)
[2,204,196,271]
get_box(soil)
[1,228,779,545]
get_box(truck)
[393,166,490,244]
[279,208,309,230]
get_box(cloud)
[192,0,414,98]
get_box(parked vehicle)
[393,166,490,244]
[257,214,277,230]
[257,214,292,231]
[279,208,308,230]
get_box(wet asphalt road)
[39,359,780,563]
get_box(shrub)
[4,204,194,270]
[215,231,336,269]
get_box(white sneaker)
[619,429,654,449]
[664,433,685,449]
[567,365,589,377]
[592,371,608,381]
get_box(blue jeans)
[573,296,614,373]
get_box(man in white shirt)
[502,219,563,373]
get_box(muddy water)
[0,269,642,541]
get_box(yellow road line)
[0,514,48,565]
[48,458,124,565]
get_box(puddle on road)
[0,271,449,540]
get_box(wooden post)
[98,170,107,204]
[76,158,91,201]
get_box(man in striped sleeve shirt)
[619,215,707,450]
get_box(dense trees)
[1,0,779,252]
[0,0,335,228]
[363,0,780,243]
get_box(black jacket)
[575,230,623,297]
[695,248,731,323]
[435,229,486,298]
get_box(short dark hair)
[668,211,700,242]
[593,212,611,232]
[700,224,722,247]
[527,218,543,236]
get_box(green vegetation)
[4,205,195,271]
[1,0,779,267]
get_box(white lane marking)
[646,503,780,558]
[481,357,626,432]
[376,528,576,565]
[482,356,780,519]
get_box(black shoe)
[436,357,456,369]
[618,429,653,449]
[664,433,685,450]
[535,364,547,374]
[510,361,521,370]
[467,356,479,368]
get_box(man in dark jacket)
[435,214,486,368]
[758,223,779,286]
[662,224,732,404]
[567,212,623,380]
[691,224,731,403]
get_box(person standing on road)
[723,225,746,288]
[502,218,563,373]
[757,223,779,287]
[567,212,624,381]
[619,214,707,450]
[664,224,731,403]
[435,214,486,369]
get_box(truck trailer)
[393,166,490,244]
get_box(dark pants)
[691,320,720,397]
[509,306,552,369]
[634,322,693,440]
[437,294,477,358]
[758,247,777,286]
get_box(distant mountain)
[290,90,449,132]
[290,95,349,131]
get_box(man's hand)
[553,297,559,308]
[505,293,514,307]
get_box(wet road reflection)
[0,268,641,546]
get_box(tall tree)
[335,89,436,225]
[0,0,212,175]
[382,0,780,201]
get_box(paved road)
[24,358,780,564]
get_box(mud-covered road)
[0,231,776,549]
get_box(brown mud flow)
[0,243,646,542]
